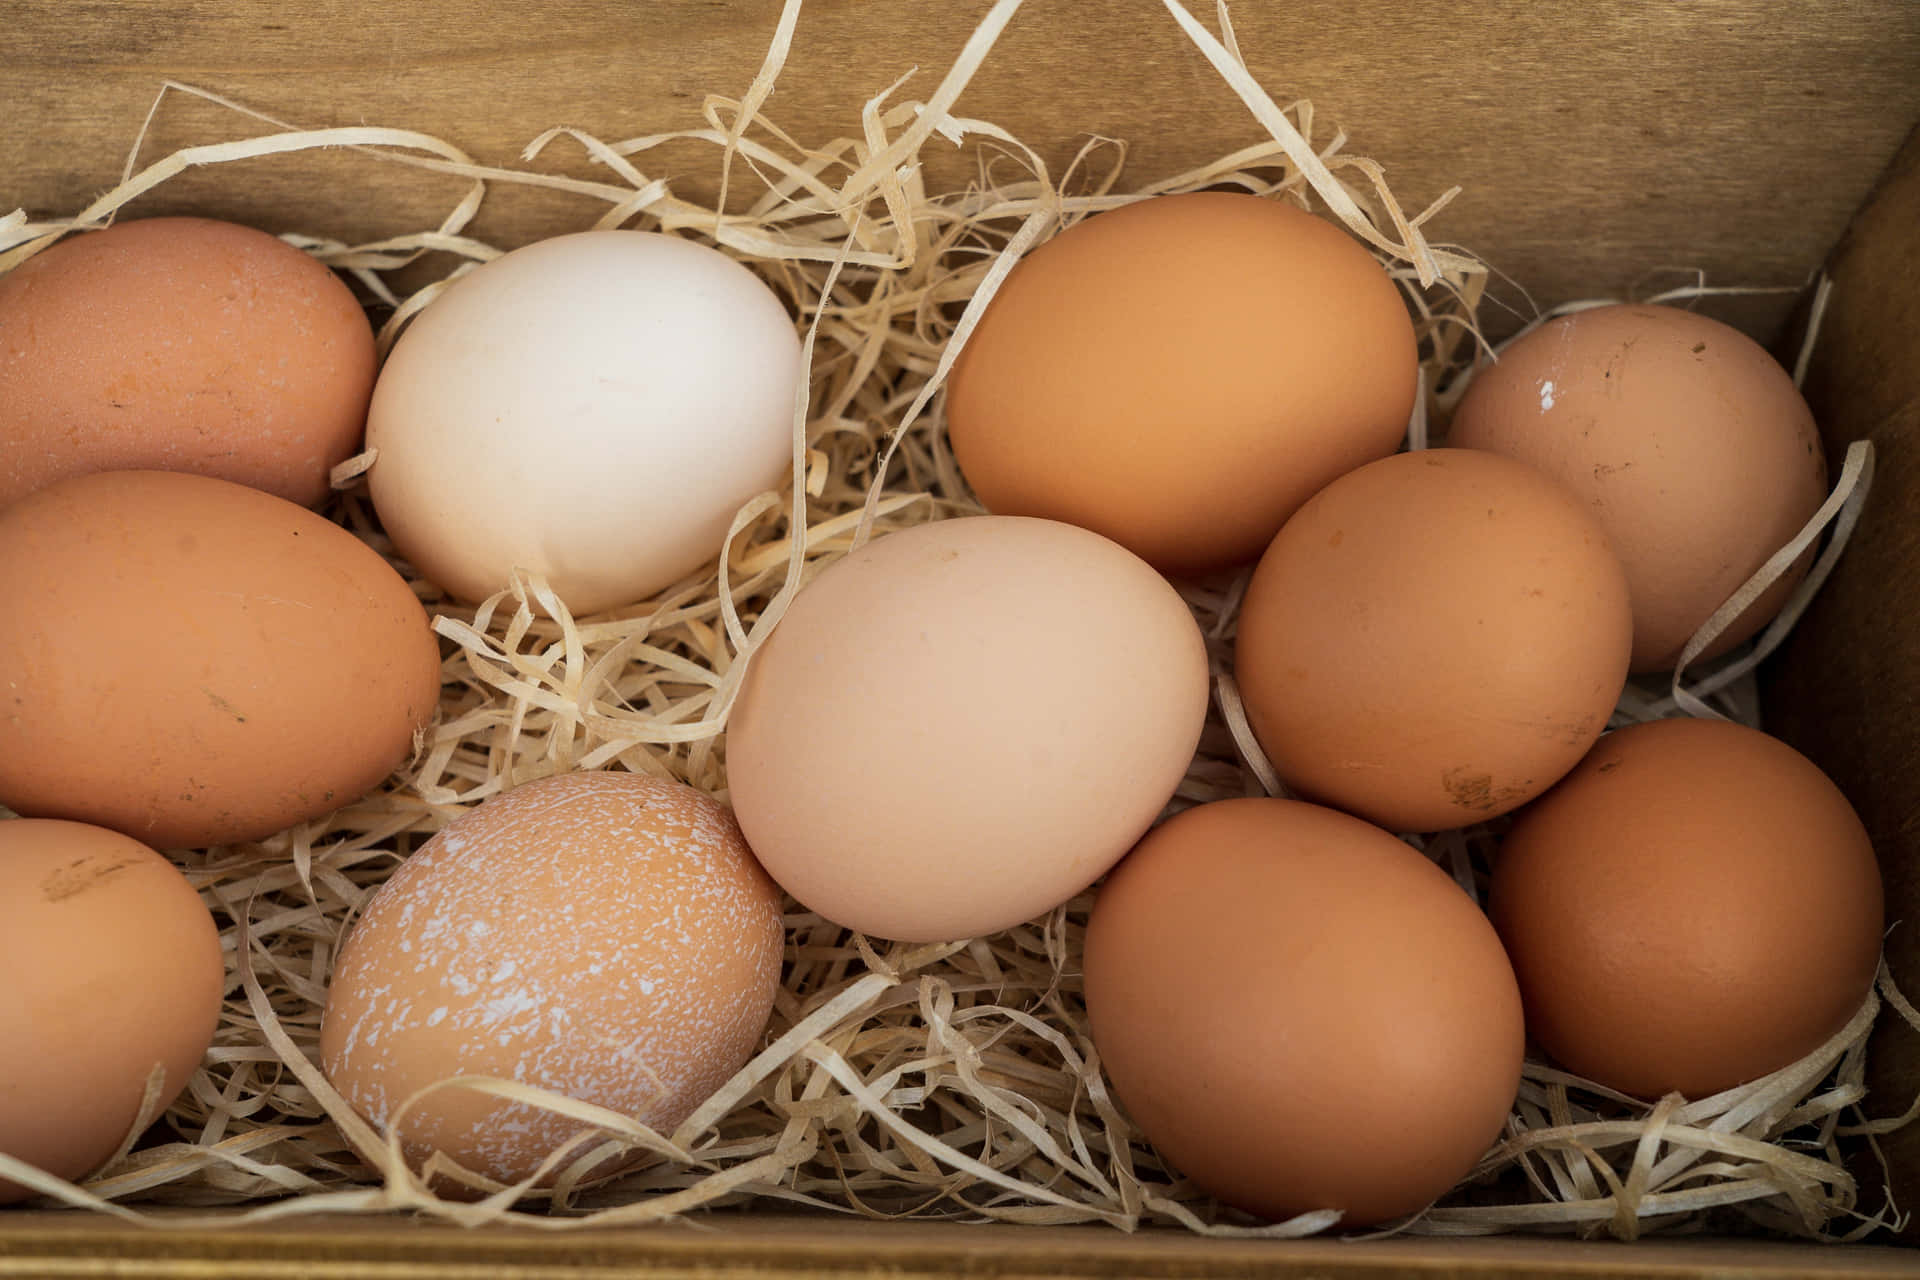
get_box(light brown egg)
[945,192,1417,576]
[1447,304,1828,671]
[1234,448,1632,833]
[1488,717,1884,1100]
[0,819,225,1203]
[319,771,785,1186]
[0,217,376,510]
[1083,797,1524,1227]
[725,515,1209,943]
[0,470,441,849]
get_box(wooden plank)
[1763,122,1920,1244]
[2,1,1918,341]
[1,1210,1918,1279]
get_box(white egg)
[365,231,802,615]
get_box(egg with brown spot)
[1447,304,1828,670]
[1233,448,1632,832]
[0,819,225,1203]
[319,771,786,1187]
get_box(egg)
[726,515,1209,943]
[0,470,442,849]
[0,819,225,1203]
[364,230,802,615]
[1234,448,1632,833]
[1447,303,1828,671]
[0,217,376,510]
[319,771,785,1186]
[1488,717,1884,1100]
[944,191,1418,576]
[1084,797,1524,1226]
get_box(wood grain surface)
[3,1210,1920,1279]
[1764,121,1920,1245]
[3,0,1919,341]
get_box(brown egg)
[0,819,225,1203]
[1488,717,1884,1100]
[0,470,441,848]
[726,515,1209,943]
[1234,449,1632,833]
[320,771,785,1186]
[0,217,375,510]
[1447,304,1828,670]
[945,192,1417,576]
[1084,798,1524,1227]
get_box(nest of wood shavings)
[1,0,1914,1244]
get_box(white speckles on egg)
[318,771,786,1187]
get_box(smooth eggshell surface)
[319,771,785,1186]
[1447,304,1828,671]
[0,470,442,849]
[1234,449,1632,833]
[1489,717,1884,1100]
[726,515,1210,943]
[945,191,1417,576]
[0,217,376,510]
[0,819,225,1203]
[365,230,802,615]
[1083,798,1524,1227]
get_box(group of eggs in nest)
[0,191,1880,1226]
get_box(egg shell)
[1488,716,1884,1100]
[0,470,442,849]
[0,819,225,1203]
[725,515,1209,943]
[365,230,803,615]
[1083,797,1525,1227]
[319,771,785,1186]
[1447,304,1828,671]
[1234,448,1633,833]
[945,191,1418,576]
[0,217,376,510]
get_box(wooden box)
[3,2,1918,1275]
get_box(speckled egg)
[1447,304,1828,670]
[318,771,785,1187]
[0,217,376,510]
